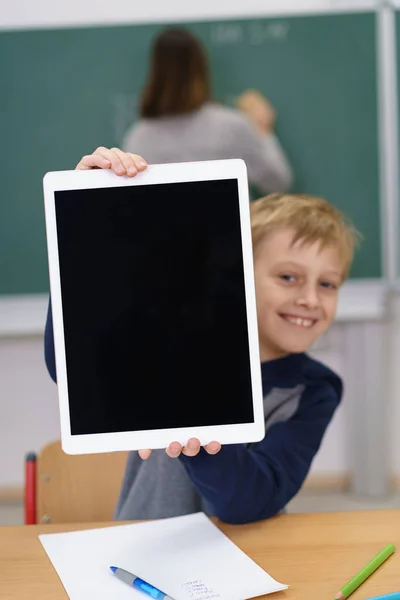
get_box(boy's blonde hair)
[250,193,360,280]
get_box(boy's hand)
[76,146,147,176]
[139,439,222,460]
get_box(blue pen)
[110,566,175,599]
[365,593,400,600]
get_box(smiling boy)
[44,148,358,524]
[251,193,348,361]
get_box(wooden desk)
[1,510,399,600]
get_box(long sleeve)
[231,115,293,194]
[179,384,340,524]
[44,299,57,382]
[121,104,292,194]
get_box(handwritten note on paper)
[39,512,288,600]
[182,580,221,599]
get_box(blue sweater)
[179,353,341,523]
[44,306,342,524]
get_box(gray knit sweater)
[123,102,292,194]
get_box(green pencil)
[334,543,395,600]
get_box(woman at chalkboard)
[122,27,292,194]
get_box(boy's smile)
[253,227,343,361]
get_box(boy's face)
[253,227,343,361]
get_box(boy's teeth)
[285,316,313,328]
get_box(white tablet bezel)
[43,160,265,454]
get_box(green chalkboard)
[396,11,400,278]
[0,12,380,294]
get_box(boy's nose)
[295,285,320,309]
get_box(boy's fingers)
[166,442,182,458]
[76,147,121,172]
[127,153,148,171]
[76,147,124,176]
[138,449,152,460]
[141,439,219,460]
[182,438,201,457]
[204,441,221,455]
[75,153,111,170]
[75,148,147,176]
[110,147,145,177]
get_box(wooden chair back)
[36,441,128,524]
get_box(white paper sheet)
[39,512,288,600]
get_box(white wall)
[0,328,349,490]
[0,0,377,31]
[389,293,400,478]
[1,283,386,490]
[4,295,400,490]
[0,337,59,489]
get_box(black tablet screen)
[55,179,255,435]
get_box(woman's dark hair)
[140,28,211,118]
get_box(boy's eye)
[320,281,338,290]
[280,274,296,283]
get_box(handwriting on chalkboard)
[181,580,221,599]
[210,21,290,46]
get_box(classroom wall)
[0,328,348,491]
[0,0,397,493]
[4,301,400,492]
[0,337,59,490]
[1,0,377,30]
[389,293,400,480]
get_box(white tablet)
[43,159,265,455]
